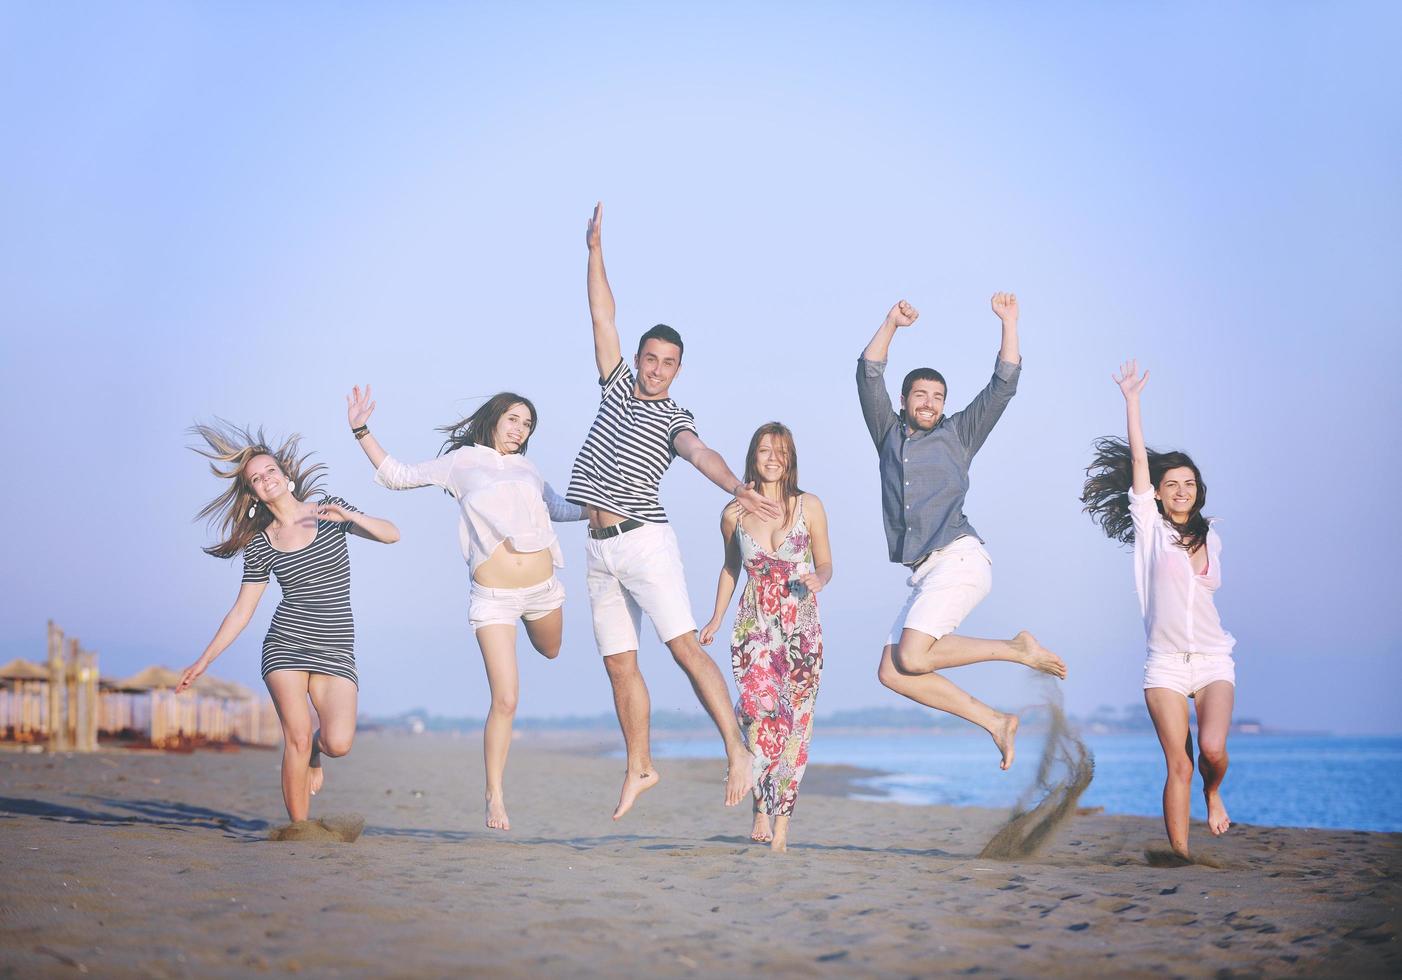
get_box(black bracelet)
[352,424,370,440]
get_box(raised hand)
[991,291,1019,323]
[586,201,603,250]
[315,503,356,524]
[1113,359,1149,400]
[347,384,376,429]
[885,300,920,328]
[176,659,207,694]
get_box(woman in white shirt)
[1081,361,1235,861]
[346,386,586,831]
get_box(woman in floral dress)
[700,422,832,852]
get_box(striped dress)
[241,496,360,686]
[565,359,698,522]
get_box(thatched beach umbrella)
[0,658,50,682]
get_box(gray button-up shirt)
[856,356,1021,565]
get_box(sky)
[2,2,1399,735]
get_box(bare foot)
[485,793,510,831]
[1205,790,1231,836]
[751,811,772,843]
[770,815,790,853]
[725,746,757,806]
[1012,630,1067,679]
[991,713,1019,771]
[612,768,659,820]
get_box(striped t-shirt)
[566,359,698,523]
[241,495,359,686]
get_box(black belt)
[588,518,645,540]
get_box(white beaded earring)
[247,501,258,519]
[287,479,296,494]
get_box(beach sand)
[1,732,1397,977]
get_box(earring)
[248,502,258,519]
[287,479,296,494]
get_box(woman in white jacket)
[347,386,586,831]
[1082,361,1235,861]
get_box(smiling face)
[243,453,291,505]
[634,338,682,398]
[753,434,790,486]
[902,379,948,432]
[491,402,534,454]
[1155,465,1199,523]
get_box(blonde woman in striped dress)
[178,422,399,823]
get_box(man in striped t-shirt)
[567,202,784,821]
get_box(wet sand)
[1,732,1397,977]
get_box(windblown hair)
[1081,436,1209,553]
[742,422,804,525]
[190,420,325,559]
[901,367,947,402]
[636,324,684,361]
[437,392,537,456]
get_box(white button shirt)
[1129,487,1235,657]
[375,445,585,580]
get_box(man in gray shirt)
[857,294,1067,771]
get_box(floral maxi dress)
[731,497,824,817]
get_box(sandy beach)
[1,733,1397,978]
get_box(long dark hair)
[742,422,804,525]
[1081,437,1209,552]
[437,392,537,456]
[189,420,325,559]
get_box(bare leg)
[1145,687,1194,858]
[667,630,755,806]
[265,670,315,822]
[877,640,1020,770]
[770,814,791,853]
[522,607,563,660]
[603,650,659,820]
[1194,681,1234,836]
[895,628,1067,679]
[476,624,520,831]
[305,673,357,801]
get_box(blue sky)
[2,2,1399,734]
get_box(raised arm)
[699,503,744,646]
[347,384,389,470]
[856,300,919,447]
[991,291,1020,365]
[316,500,400,544]
[1114,359,1151,494]
[673,430,784,520]
[861,299,919,362]
[586,202,623,380]
[950,293,1024,456]
[177,581,268,692]
[796,494,833,595]
[347,384,459,492]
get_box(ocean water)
[646,732,1402,833]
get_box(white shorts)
[887,536,993,647]
[468,576,566,631]
[585,522,696,657]
[1143,652,1236,698]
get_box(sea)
[645,732,1402,833]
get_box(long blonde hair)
[189,420,326,559]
